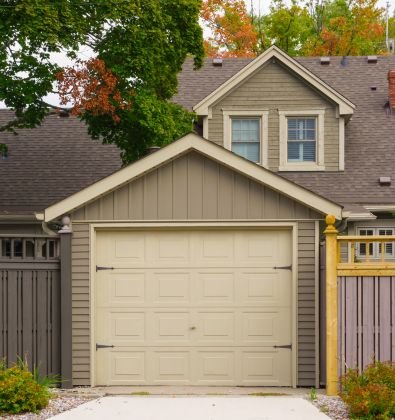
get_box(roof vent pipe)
[212,57,223,66]
[320,57,330,65]
[379,176,391,186]
[367,55,378,63]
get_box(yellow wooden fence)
[325,215,395,395]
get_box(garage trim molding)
[44,133,342,223]
[88,221,299,387]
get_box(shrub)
[340,361,395,419]
[0,359,56,414]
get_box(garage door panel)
[239,271,291,305]
[193,232,235,266]
[96,310,146,344]
[96,272,146,306]
[196,271,235,303]
[147,232,191,266]
[195,312,235,343]
[196,351,235,384]
[241,310,291,346]
[151,312,191,343]
[151,351,190,384]
[241,350,292,386]
[152,272,191,303]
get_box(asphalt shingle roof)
[0,111,121,215]
[1,54,394,215]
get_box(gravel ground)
[1,390,95,419]
[311,395,350,420]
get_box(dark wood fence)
[338,275,395,376]
[0,235,61,378]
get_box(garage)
[94,228,293,386]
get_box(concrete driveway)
[52,396,329,420]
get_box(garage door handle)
[190,326,196,330]
[274,344,292,349]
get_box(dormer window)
[278,109,325,171]
[223,109,269,166]
[231,118,260,162]
[287,118,316,162]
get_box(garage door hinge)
[273,265,292,270]
[274,344,292,349]
[96,266,114,271]
[96,343,115,350]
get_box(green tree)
[258,0,314,55]
[0,0,204,163]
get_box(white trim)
[278,110,325,171]
[202,116,208,139]
[291,223,298,388]
[193,46,355,117]
[89,221,298,387]
[44,133,342,221]
[339,117,345,171]
[364,205,395,212]
[89,224,96,387]
[342,211,377,221]
[223,109,269,167]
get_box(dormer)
[193,46,355,172]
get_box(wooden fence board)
[338,276,395,376]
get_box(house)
[0,46,394,389]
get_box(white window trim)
[223,110,269,167]
[278,109,325,171]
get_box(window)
[287,118,316,162]
[279,110,325,171]
[357,227,395,259]
[231,118,260,162]
[222,110,269,166]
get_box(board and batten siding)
[69,151,322,387]
[208,61,340,171]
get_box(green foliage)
[0,359,57,414]
[83,89,196,164]
[0,0,204,162]
[340,361,395,419]
[308,387,317,400]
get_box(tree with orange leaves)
[303,0,386,56]
[201,0,258,57]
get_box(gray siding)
[0,223,43,234]
[71,152,322,221]
[297,221,317,386]
[70,152,321,387]
[208,61,340,171]
[71,223,90,386]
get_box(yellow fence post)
[325,214,339,395]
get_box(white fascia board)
[44,132,342,222]
[364,205,395,212]
[193,46,355,117]
[342,211,377,221]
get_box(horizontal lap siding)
[71,224,90,386]
[298,221,317,386]
[208,61,340,171]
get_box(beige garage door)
[95,229,293,386]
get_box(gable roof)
[192,46,355,116]
[44,133,342,221]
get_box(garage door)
[95,229,293,386]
